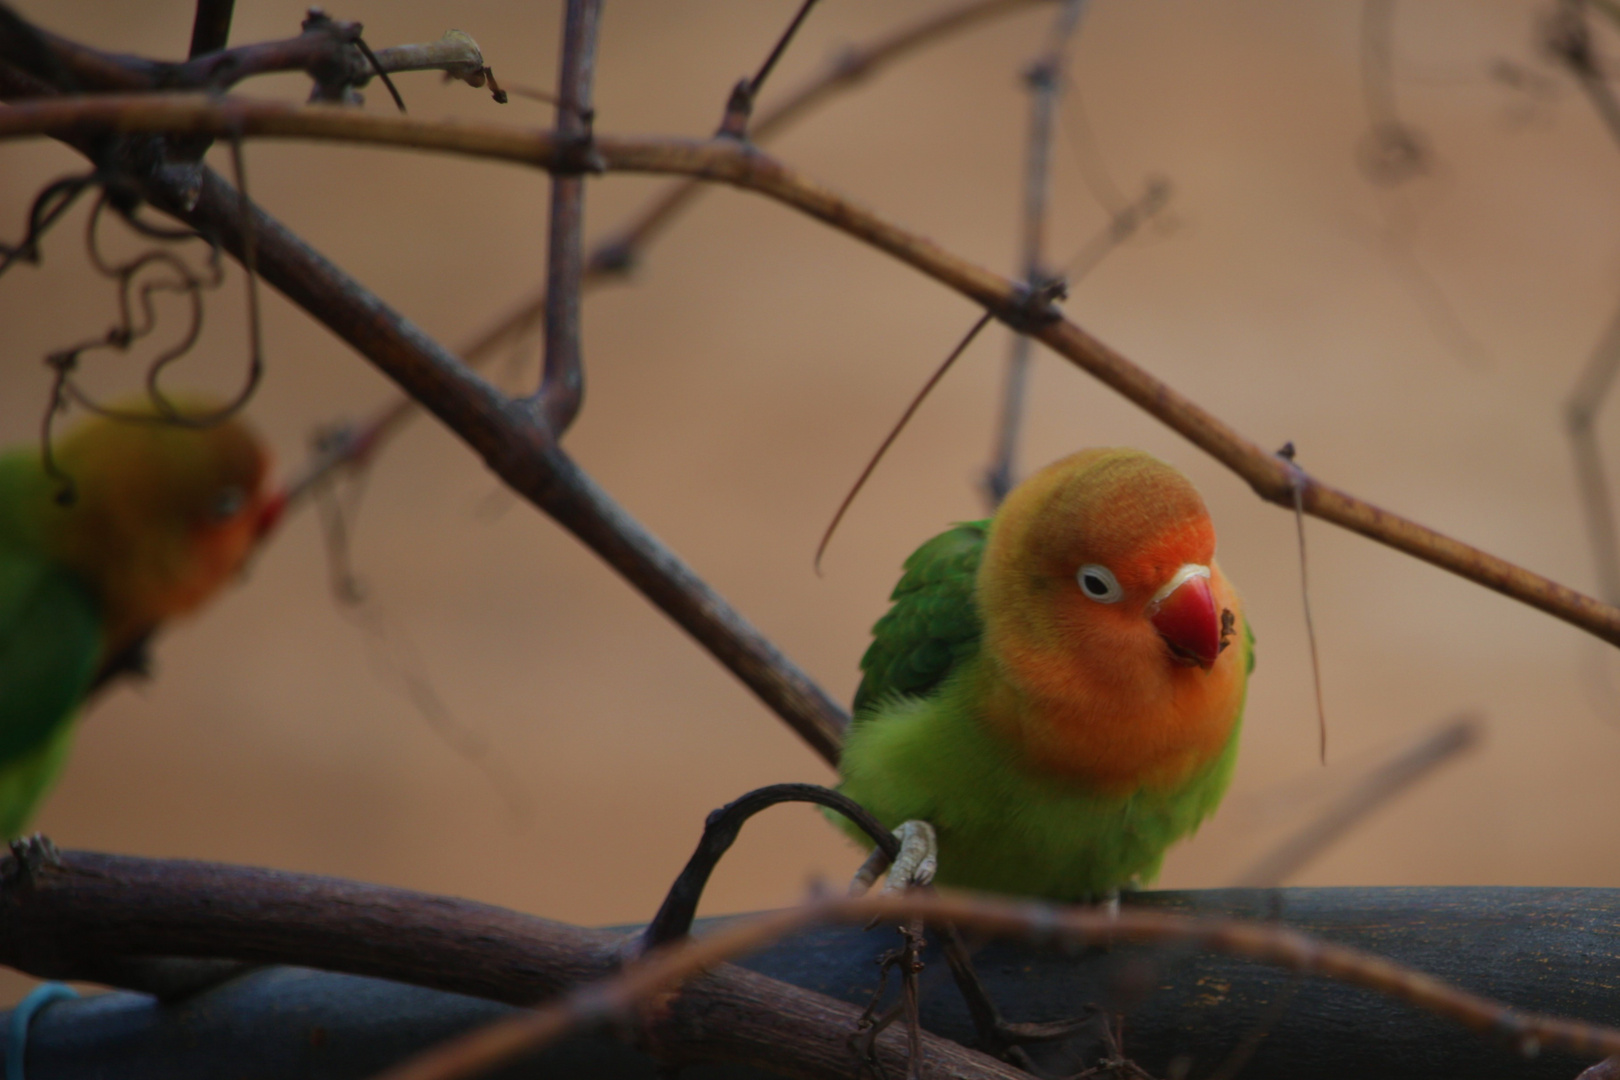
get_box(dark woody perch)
[2,847,1617,1080]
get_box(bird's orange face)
[173,440,283,620]
[976,448,1247,789]
[46,404,284,654]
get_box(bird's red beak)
[255,488,288,541]
[1149,566,1220,670]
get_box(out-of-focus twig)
[984,0,1087,508]
[1357,0,1430,186]
[1565,294,1620,606]
[1231,714,1484,888]
[1548,0,1620,157]
[6,97,1619,654]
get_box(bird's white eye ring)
[1077,564,1123,603]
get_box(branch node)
[716,78,755,140]
[998,276,1066,333]
[588,239,637,276]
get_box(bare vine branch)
[2,95,1616,651]
[287,0,1063,501]
[0,5,494,103]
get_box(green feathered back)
[853,521,987,718]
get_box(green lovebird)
[0,404,283,838]
[835,448,1254,900]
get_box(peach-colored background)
[5,0,1620,1006]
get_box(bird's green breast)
[0,452,104,835]
[837,656,1245,900]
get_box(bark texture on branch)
[6,849,1620,1079]
[0,847,1020,1080]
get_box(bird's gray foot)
[848,819,937,895]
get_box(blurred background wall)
[4,0,1620,1004]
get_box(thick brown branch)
[160,161,848,765]
[1,95,1615,648]
[8,849,1618,1080]
[0,848,1021,1080]
[385,886,1620,1080]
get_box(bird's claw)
[849,820,938,896]
[3,834,63,888]
[883,820,937,892]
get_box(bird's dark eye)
[1077,563,1123,603]
[210,486,246,521]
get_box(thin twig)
[717,0,824,138]
[984,0,1088,508]
[753,0,821,99]
[591,0,1058,268]
[1279,443,1329,763]
[1357,0,1429,186]
[1548,0,1620,158]
[186,0,235,59]
[1565,292,1620,605]
[639,783,899,952]
[7,96,1620,647]
[815,311,995,572]
[1056,176,1171,283]
[528,0,600,433]
[353,36,406,113]
[1231,714,1483,888]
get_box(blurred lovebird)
[835,448,1253,900]
[0,402,283,838]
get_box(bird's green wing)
[0,721,77,839]
[853,520,988,718]
[0,551,100,768]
